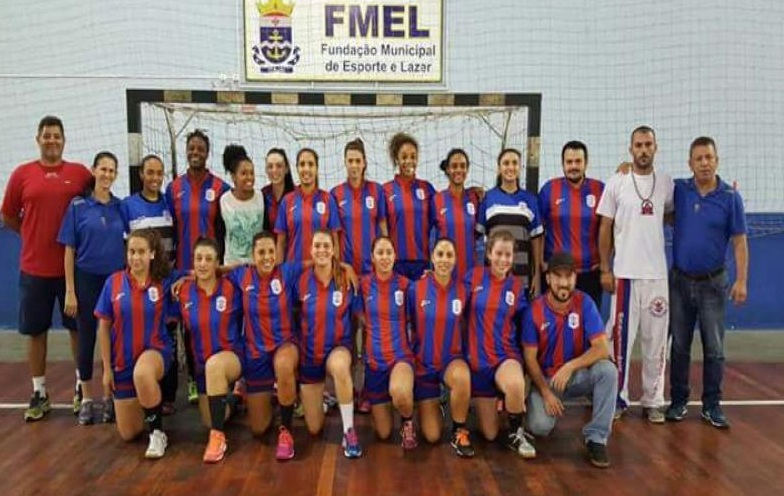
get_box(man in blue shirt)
[666,136,748,429]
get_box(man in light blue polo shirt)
[665,136,748,429]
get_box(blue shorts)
[365,361,414,405]
[414,370,448,402]
[18,272,77,336]
[244,354,275,394]
[299,342,353,385]
[113,350,172,400]
[471,362,515,399]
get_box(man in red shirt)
[1,116,92,422]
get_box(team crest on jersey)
[505,291,515,306]
[649,296,668,317]
[270,279,282,295]
[147,287,160,302]
[466,203,476,215]
[365,196,375,210]
[216,296,227,312]
[416,188,425,201]
[452,299,463,315]
[205,189,216,202]
[568,312,580,329]
[586,194,597,209]
[394,290,404,306]
[332,290,343,307]
[316,201,326,215]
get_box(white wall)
[1,0,782,211]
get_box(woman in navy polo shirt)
[58,151,126,426]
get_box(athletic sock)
[508,413,522,433]
[280,403,294,430]
[32,376,47,397]
[339,403,354,434]
[143,405,163,432]
[208,395,226,432]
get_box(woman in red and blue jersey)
[331,138,388,276]
[465,229,536,459]
[275,148,341,264]
[431,149,482,279]
[297,229,363,459]
[174,238,244,463]
[95,229,177,460]
[227,231,302,461]
[261,148,295,234]
[409,238,474,457]
[383,133,435,280]
[358,236,415,449]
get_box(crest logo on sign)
[252,0,301,74]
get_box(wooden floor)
[1,362,783,496]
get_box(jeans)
[526,359,617,445]
[669,269,728,408]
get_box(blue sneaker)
[665,403,687,422]
[702,405,730,429]
[342,428,363,459]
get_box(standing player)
[598,125,674,423]
[538,141,605,307]
[296,230,363,459]
[58,151,126,426]
[220,145,264,265]
[522,252,616,468]
[174,238,244,462]
[1,116,92,421]
[466,230,535,458]
[383,133,435,280]
[409,238,474,457]
[261,148,295,233]
[665,137,748,428]
[275,148,341,263]
[477,148,544,296]
[121,154,178,414]
[331,138,388,275]
[431,149,482,278]
[165,129,231,403]
[358,236,416,449]
[95,229,176,459]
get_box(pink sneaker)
[203,429,227,463]
[400,420,418,450]
[275,426,295,461]
[355,389,372,414]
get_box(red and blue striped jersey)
[521,291,604,378]
[331,180,387,275]
[173,277,244,373]
[408,273,467,375]
[295,268,359,364]
[431,188,481,277]
[165,172,230,270]
[538,177,604,273]
[358,273,412,371]
[261,184,284,233]
[93,270,174,372]
[383,175,435,261]
[274,186,341,263]
[464,267,527,370]
[228,263,301,359]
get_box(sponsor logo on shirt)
[301,293,311,302]
[473,286,484,293]
[539,321,551,332]
[439,208,447,216]
[244,285,255,292]
[216,296,227,312]
[568,312,580,329]
[339,200,348,207]
[555,198,565,206]
[289,205,297,213]
[114,292,126,302]
[420,299,431,308]
[183,301,194,310]
[388,194,397,202]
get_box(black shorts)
[18,272,77,336]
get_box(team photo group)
[0,115,748,470]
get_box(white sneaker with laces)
[508,427,537,459]
[145,429,168,459]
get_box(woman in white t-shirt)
[220,145,264,265]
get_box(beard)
[551,287,573,303]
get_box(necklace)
[631,171,656,216]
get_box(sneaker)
[73,384,83,416]
[665,403,688,422]
[323,391,338,413]
[355,390,371,414]
[507,427,536,459]
[161,401,176,417]
[450,428,475,458]
[643,407,666,424]
[102,396,116,424]
[24,392,52,422]
[701,405,730,429]
[400,420,418,450]
[293,402,305,418]
[77,400,95,426]
[586,440,610,468]
[145,430,168,459]
[187,380,199,404]
[613,404,628,421]
[342,428,363,459]
[203,429,227,463]
[276,426,295,461]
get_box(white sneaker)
[507,427,537,459]
[145,430,168,459]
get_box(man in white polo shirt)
[597,126,674,423]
